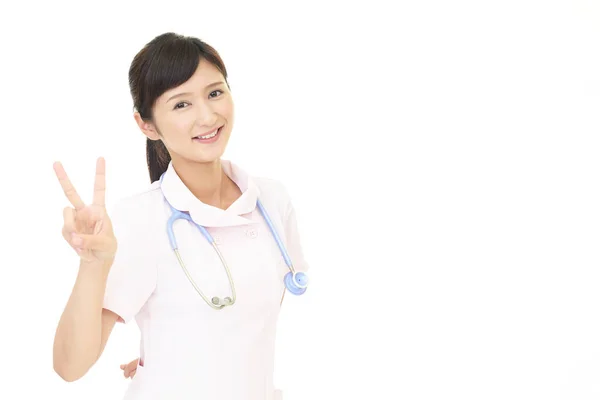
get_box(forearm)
[53,260,111,381]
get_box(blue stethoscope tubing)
[160,173,308,308]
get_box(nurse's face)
[146,59,234,164]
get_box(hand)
[120,358,140,379]
[53,157,117,264]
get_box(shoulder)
[109,181,164,226]
[253,176,293,211]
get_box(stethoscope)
[160,174,308,310]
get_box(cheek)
[175,116,195,132]
[157,116,196,149]
[164,115,195,139]
[219,98,235,121]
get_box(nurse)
[52,32,309,400]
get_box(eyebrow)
[166,81,226,102]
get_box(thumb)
[71,232,114,252]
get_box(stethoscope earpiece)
[211,296,233,307]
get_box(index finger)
[53,162,85,210]
[93,157,106,207]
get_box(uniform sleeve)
[103,200,157,323]
[283,193,310,274]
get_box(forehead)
[161,59,224,97]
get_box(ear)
[133,112,160,141]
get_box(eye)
[174,101,190,110]
[209,89,223,99]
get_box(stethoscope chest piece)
[285,271,309,295]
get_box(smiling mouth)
[193,126,222,143]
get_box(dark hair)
[128,32,229,182]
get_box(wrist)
[79,258,113,279]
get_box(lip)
[192,126,223,143]
[195,126,222,138]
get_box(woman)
[52,32,309,400]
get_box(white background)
[0,0,599,399]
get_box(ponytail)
[146,138,171,183]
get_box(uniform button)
[246,229,258,239]
[214,235,222,245]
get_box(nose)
[194,102,217,127]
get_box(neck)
[172,158,231,208]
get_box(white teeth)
[198,129,218,139]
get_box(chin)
[192,148,227,164]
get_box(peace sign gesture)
[53,157,117,264]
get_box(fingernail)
[94,220,103,234]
